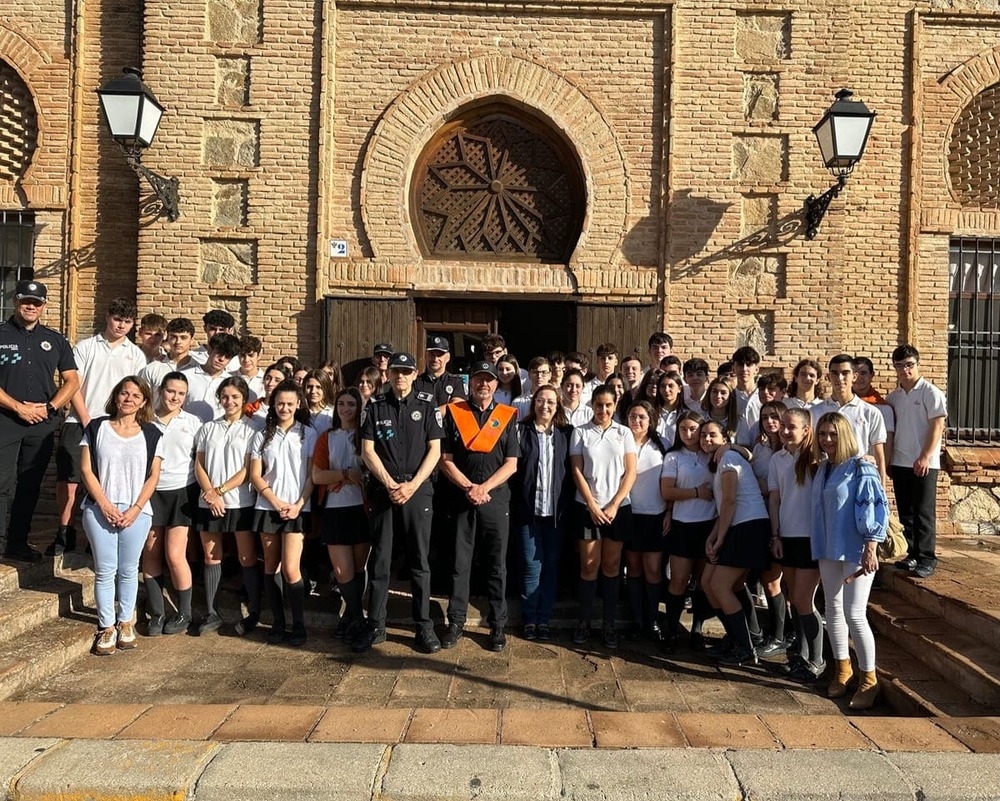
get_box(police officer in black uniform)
[355,351,445,654]
[439,360,519,652]
[414,335,467,405]
[0,281,79,562]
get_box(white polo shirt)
[194,417,257,509]
[67,334,148,423]
[660,449,715,523]
[153,409,200,490]
[190,346,240,372]
[251,423,318,511]
[714,450,768,525]
[630,439,667,515]
[236,370,265,402]
[563,403,594,428]
[570,420,637,507]
[888,378,947,470]
[766,448,813,538]
[139,356,197,393]
[183,364,233,423]
[319,428,364,509]
[308,406,335,436]
[811,395,887,457]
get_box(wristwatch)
[45,403,56,417]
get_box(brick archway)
[360,55,629,272]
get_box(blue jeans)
[82,503,152,628]
[518,515,561,625]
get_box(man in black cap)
[355,351,445,654]
[439,360,519,652]
[0,280,79,561]
[415,335,467,406]
[371,342,393,386]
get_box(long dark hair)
[262,379,310,451]
[626,399,666,454]
[331,387,364,456]
[669,410,704,452]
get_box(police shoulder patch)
[416,391,434,403]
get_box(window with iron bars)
[0,210,35,321]
[948,237,1000,444]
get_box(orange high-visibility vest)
[447,400,516,453]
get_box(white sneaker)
[116,621,138,650]
[93,627,117,656]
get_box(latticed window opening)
[949,82,1000,208]
[0,211,35,320]
[412,106,585,263]
[0,60,38,182]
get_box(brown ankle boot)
[849,670,880,710]
[827,658,853,698]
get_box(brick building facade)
[2,0,1000,525]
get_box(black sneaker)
[197,612,223,635]
[162,613,191,635]
[716,645,758,666]
[234,613,259,637]
[489,627,507,652]
[572,623,591,645]
[523,624,537,641]
[415,628,441,654]
[3,545,43,563]
[536,624,553,642]
[785,659,825,683]
[602,627,619,650]
[895,557,917,571]
[440,623,464,650]
[706,636,733,657]
[267,623,287,645]
[146,615,165,637]
[289,624,307,647]
[44,541,64,557]
[913,563,936,579]
[333,616,352,638]
[756,638,789,658]
[351,621,386,653]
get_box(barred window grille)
[948,238,1000,443]
[0,60,38,182]
[0,211,35,320]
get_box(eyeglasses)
[489,348,505,357]
[893,360,918,370]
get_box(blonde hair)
[813,412,859,466]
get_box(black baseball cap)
[388,352,417,371]
[469,360,498,379]
[427,336,450,353]
[14,280,47,302]
[373,343,393,356]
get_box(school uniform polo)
[563,403,593,428]
[182,364,232,423]
[194,418,257,509]
[138,355,197,393]
[767,449,812,539]
[660,449,715,523]
[237,370,265,402]
[570,420,637,507]
[888,378,947,470]
[251,424,318,511]
[811,395,887,457]
[153,409,200,490]
[66,333,147,424]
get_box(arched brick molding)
[0,59,39,181]
[361,55,629,276]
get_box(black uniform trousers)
[0,414,57,552]
[367,480,435,632]
[447,486,510,630]
[890,465,938,567]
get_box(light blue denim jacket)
[810,457,888,563]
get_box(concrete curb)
[3,738,1000,801]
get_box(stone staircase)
[869,541,1000,717]
[0,552,97,700]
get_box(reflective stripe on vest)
[447,400,516,453]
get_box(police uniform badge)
[40,341,52,351]
[411,410,422,421]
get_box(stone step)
[0,572,95,648]
[0,616,97,701]
[0,551,94,599]
[873,638,991,717]
[879,564,1000,651]
[869,591,1000,711]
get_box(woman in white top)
[569,385,638,649]
[248,363,292,430]
[312,388,369,641]
[660,410,716,650]
[143,371,201,636]
[303,369,336,436]
[195,376,258,636]
[785,358,825,410]
[655,373,684,444]
[80,376,163,656]
[768,407,824,681]
[495,355,522,406]
[702,419,771,667]
[622,400,668,641]
[561,368,593,428]
[250,379,317,648]
[752,400,791,657]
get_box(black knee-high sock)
[145,575,165,617]
[203,563,222,616]
[626,576,644,628]
[665,590,686,638]
[801,608,824,667]
[578,578,598,624]
[265,572,285,629]
[691,588,712,634]
[739,585,762,638]
[765,591,787,642]
[177,587,193,618]
[645,582,662,631]
[601,573,620,628]
[725,610,753,652]
[340,575,361,623]
[287,579,306,627]
[242,564,261,615]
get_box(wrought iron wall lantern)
[804,89,875,239]
[97,67,180,222]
